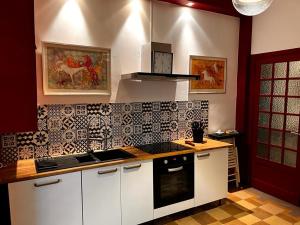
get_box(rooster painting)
[43,43,110,95]
[189,56,226,93]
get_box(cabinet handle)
[124,164,142,170]
[197,153,210,158]
[34,179,61,187]
[98,168,118,175]
[168,166,183,173]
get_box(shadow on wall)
[115,79,177,103]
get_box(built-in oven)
[153,153,194,209]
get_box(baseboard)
[154,199,195,219]
[252,178,300,206]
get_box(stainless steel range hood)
[120,42,201,82]
[121,72,200,82]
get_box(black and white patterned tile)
[131,102,142,113]
[38,118,48,131]
[18,145,34,160]
[122,104,132,114]
[48,105,62,117]
[0,147,18,164]
[61,105,75,118]
[132,112,143,125]
[48,116,63,131]
[62,116,76,130]
[142,102,152,112]
[99,103,112,116]
[48,130,63,144]
[112,136,123,148]
[1,134,17,148]
[35,145,49,158]
[32,131,49,146]
[76,129,88,141]
[48,143,63,157]
[37,105,48,119]
[0,100,209,164]
[75,104,87,116]
[17,132,34,147]
[62,142,76,155]
[87,104,101,115]
[75,140,88,153]
[75,116,88,129]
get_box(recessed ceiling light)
[186,2,194,7]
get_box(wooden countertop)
[0,138,232,184]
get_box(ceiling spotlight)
[232,0,273,16]
[186,2,194,7]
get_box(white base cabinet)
[194,148,228,206]
[8,172,82,225]
[82,165,121,225]
[121,160,154,225]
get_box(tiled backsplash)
[0,101,208,165]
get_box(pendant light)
[232,0,273,16]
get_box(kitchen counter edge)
[0,139,232,184]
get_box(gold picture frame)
[189,55,227,94]
[42,42,111,95]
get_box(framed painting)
[42,42,111,95]
[189,56,227,94]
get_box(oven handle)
[167,166,183,173]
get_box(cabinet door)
[8,172,82,225]
[82,166,121,225]
[121,160,154,225]
[195,148,228,206]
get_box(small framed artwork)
[42,42,111,95]
[189,56,227,94]
[152,51,173,74]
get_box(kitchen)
[0,0,300,225]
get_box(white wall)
[152,1,240,131]
[252,0,300,54]
[34,0,240,132]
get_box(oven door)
[154,161,194,209]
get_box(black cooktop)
[136,142,190,154]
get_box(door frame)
[249,48,300,205]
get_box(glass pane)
[257,128,269,144]
[259,97,271,111]
[287,98,300,114]
[288,80,300,96]
[261,64,272,79]
[257,143,268,159]
[272,97,285,113]
[274,62,287,78]
[258,113,270,128]
[273,80,286,96]
[289,61,300,78]
[270,147,281,163]
[270,130,282,146]
[284,150,297,167]
[260,81,272,95]
[271,114,284,130]
[286,115,299,132]
[284,132,299,150]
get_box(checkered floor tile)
[148,188,300,225]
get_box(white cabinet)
[194,148,228,206]
[121,160,154,225]
[8,172,82,225]
[82,165,121,225]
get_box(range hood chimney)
[121,1,200,82]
